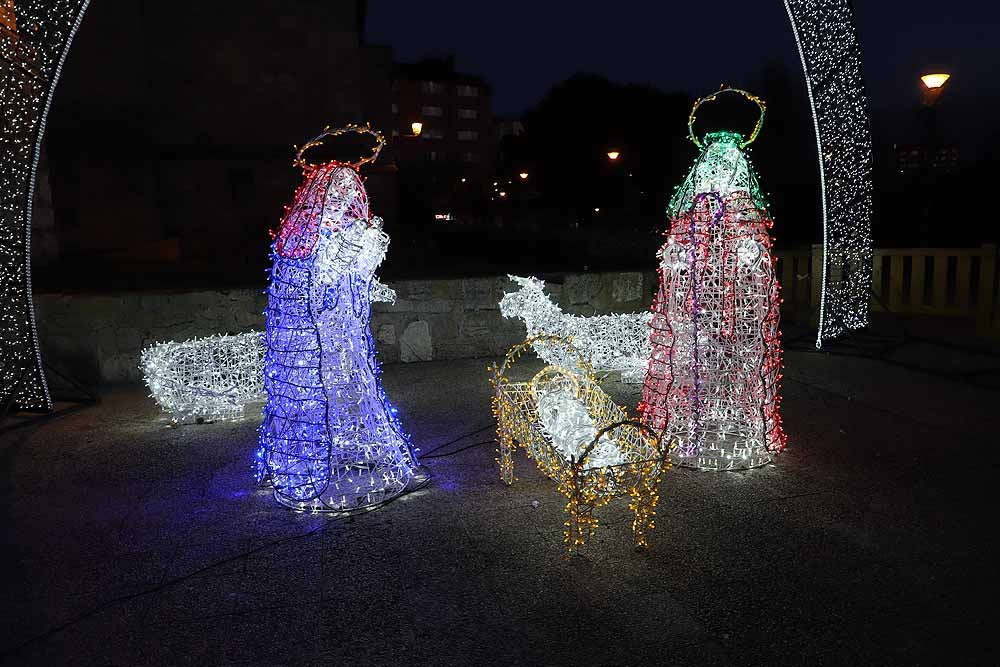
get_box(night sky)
[368,1,999,151]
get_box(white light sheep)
[498,275,652,382]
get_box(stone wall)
[33,271,657,386]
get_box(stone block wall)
[33,271,657,386]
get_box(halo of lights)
[258,127,417,512]
[293,122,385,171]
[784,0,876,346]
[0,0,91,411]
[499,275,652,382]
[639,115,786,470]
[688,87,767,149]
[491,336,671,550]
[141,332,266,423]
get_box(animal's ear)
[510,275,543,290]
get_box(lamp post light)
[919,72,950,145]
[606,150,621,161]
[518,172,529,180]
[920,73,950,107]
[915,73,951,245]
[410,121,423,137]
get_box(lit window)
[421,105,443,117]
[422,128,445,139]
[457,108,478,120]
[457,85,479,97]
[457,130,478,141]
[420,81,445,94]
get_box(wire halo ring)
[293,123,386,170]
[688,87,767,149]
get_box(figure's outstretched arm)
[370,277,396,304]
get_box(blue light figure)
[257,134,417,511]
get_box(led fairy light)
[257,124,418,512]
[141,332,266,423]
[784,0,875,346]
[491,336,671,551]
[640,89,786,471]
[1,0,90,411]
[141,273,398,423]
[499,275,652,382]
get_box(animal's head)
[499,275,557,320]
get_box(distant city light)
[606,151,620,161]
[593,207,600,213]
[460,177,467,183]
[499,191,507,198]
[920,73,950,90]
[410,121,423,136]
[519,172,529,180]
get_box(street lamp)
[921,73,950,90]
[606,151,620,161]
[410,121,423,137]
[518,172,528,180]
[920,73,950,107]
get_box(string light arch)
[784,0,875,346]
[0,0,91,412]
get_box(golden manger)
[490,336,672,551]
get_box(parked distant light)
[920,73,950,90]
[410,122,423,136]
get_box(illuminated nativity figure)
[257,125,419,511]
[639,89,786,470]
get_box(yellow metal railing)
[776,244,1000,331]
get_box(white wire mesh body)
[141,332,266,423]
[641,132,785,470]
[499,275,651,382]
